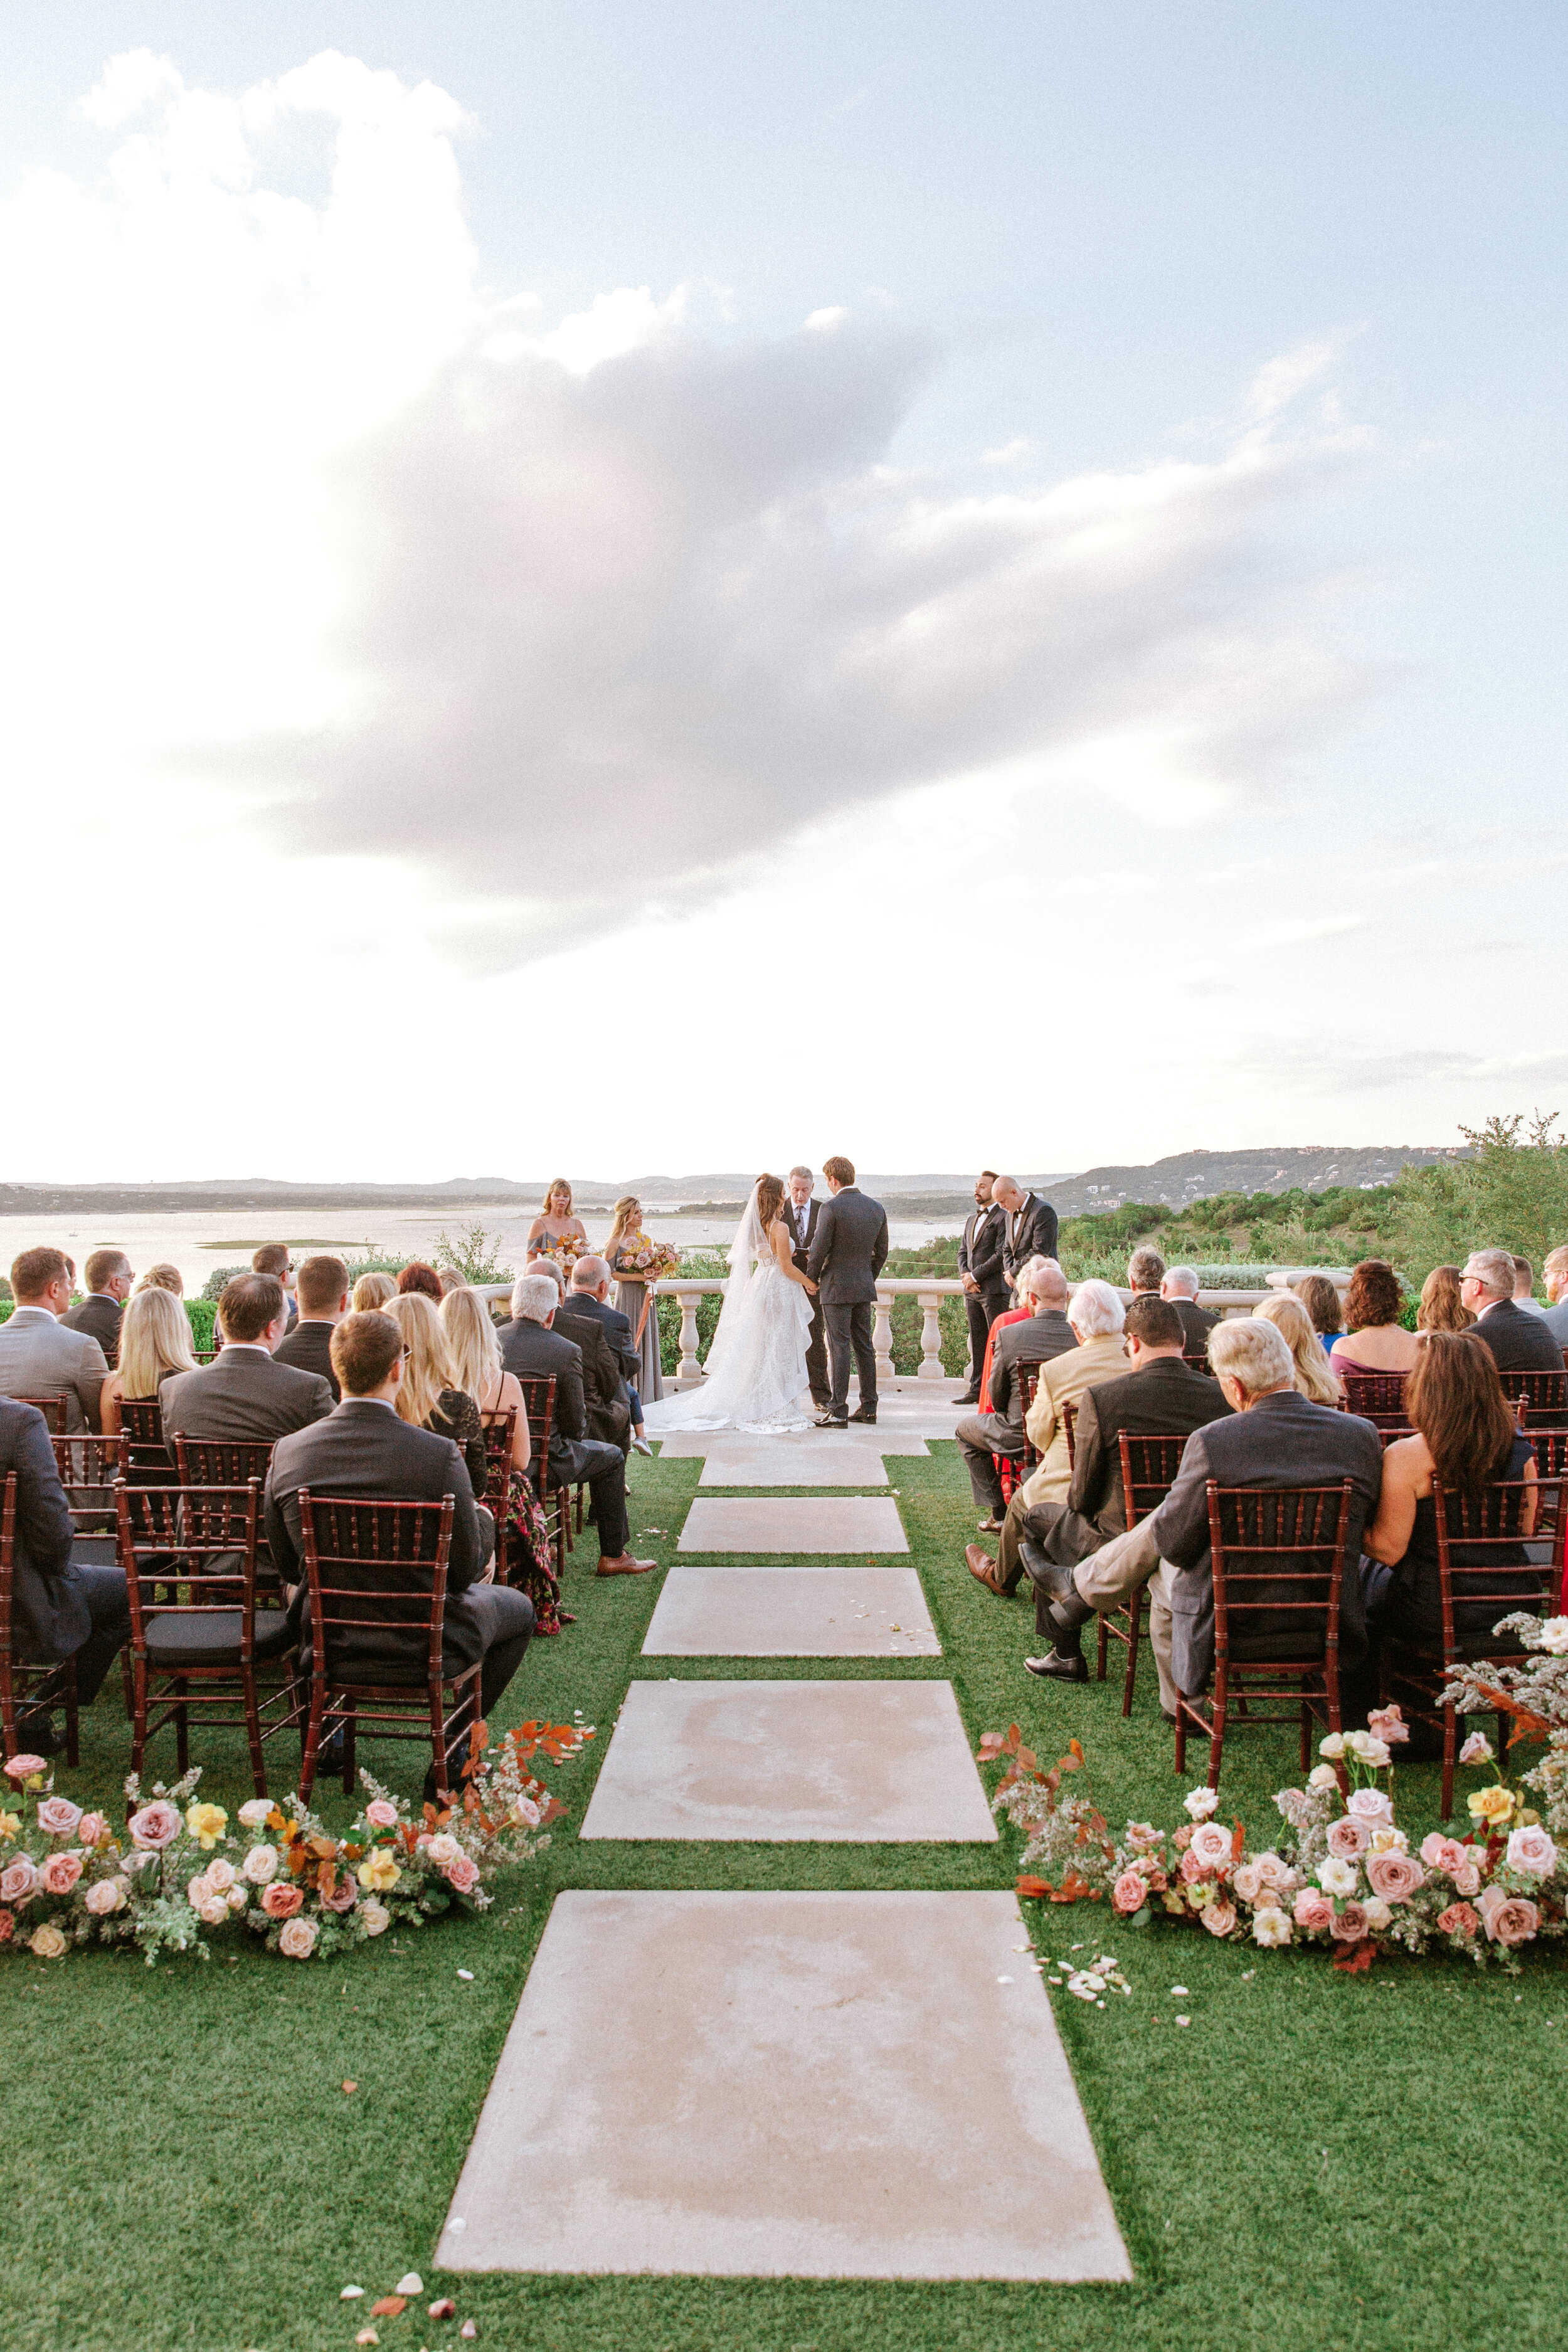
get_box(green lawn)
[4,1441,1566,2352]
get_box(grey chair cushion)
[143,1608,292,1670]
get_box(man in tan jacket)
[967,1279,1133,1601]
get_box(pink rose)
[83,1878,125,1916]
[41,1851,83,1895]
[1437,1900,1480,1937]
[0,1857,39,1904]
[1293,1888,1333,1932]
[1112,1871,1148,1914]
[1201,1899,1237,1937]
[1452,1860,1481,1898]
[127,1800,181,1851]
[36,1797,81,1838]
[1365,1851,1426,1903]
[1345,1787,1394,1827]
[3,1754,48,1782]
[1477,1885,1539,1947]
[1189,1822,1233,1873]
[277,1915,319,1959]
[75,1813,108,1850]
[443,1853,480,1894]
[1326,1816,1370,1860]
[364,1799,399,1830]
[260,1882,304,1919]
[1232,1863,1262,1905]
[1329,1902,1369,1942]
[321,1878,358,1914]
[1420,1833,1454,1869]
[1179,1848,1207,1885]
[1367,1705,1409,1745]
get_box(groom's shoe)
[815,1412,848,1429]
[847,1407,877,1425]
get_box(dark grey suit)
[264,1399,531,1711]
[273,1318,342,1401]
[1027,1355,1232,1566]
[1473,1299,1567,1375]
[62,1293,124,1370]
[0,1397,129,1715]
[807,1186,889,1418]
[162,1345,335,1456]
[497,1316,629,1557]
[1148,1389,1384,1696]
[556,1295,635,1449]
[785,1197,829,1404]
[1168,1298,1219,1359]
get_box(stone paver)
[679,1495,908,1553]
[696,1442,896,1486]
[657,1430,930,1462]
[642,1565,939,1657]
[438,1888,1130,2280]
[579,1679,995,1841]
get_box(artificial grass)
[3,1439,1566,2352]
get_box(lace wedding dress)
[642,1187,813,1434]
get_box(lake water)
[0,1207,963,1296]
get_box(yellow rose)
[0,1811,19,1841]
[186,1802,229,1850]
[29,1922,68,1959]
[1466,1785,1515,1828]
[357,1852,401,1892]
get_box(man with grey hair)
[953,1259,1078,1527]
[1127,1245,1165,1293]
[1022,1314,1383,1704]
[1160,1263,1219,1357]
[498,1274,652,1576]
[1459,1248,1565,1374]
[990,1177,1057,1298]
[783,1168,829,1409]
[61,1248,134,1368]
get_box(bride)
[642,1173,819,1433]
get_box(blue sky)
[0,5,1563,1179]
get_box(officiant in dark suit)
[955,1172,1008,1404]
[785,1167,830,1408]
[992,1176,1058,1297]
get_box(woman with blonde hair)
[605,1192,665,1412]
[352,1270,397,1312]
[134,1263,184,1298]
[526,1178,588,1270]
[1256,1291,1342,1407]
[100,1286,197,1432]
[382,1291,488,1502]
[441,1286,566,1636]
[1416,1264,1475,1335]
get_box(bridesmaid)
[526,1177,589,1270]
[605,1194,665,1406]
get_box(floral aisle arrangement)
[610,1236,681,1282]
[0,1718,593,1965]
[981,1671,1568,1976]
[1446,1612,1568,1836]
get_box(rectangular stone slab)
[679,1495,908,1553]
[696,1443,896,1486]
[656,1430,930,1459]
[438,1888,1130,2280]
[579,1678,995,1841]
[642,1565,940,1656]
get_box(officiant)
[785,1166,830,1410]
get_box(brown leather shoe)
[966,1544,1009,1597]
[596,1554,657,1576]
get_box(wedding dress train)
[641,1188,813,1434]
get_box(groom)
[807,1155,889,1427]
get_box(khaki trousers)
[1071,1519,1179,1715]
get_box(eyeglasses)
[401,1344,412,1360]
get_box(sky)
[1,3,1564,1183]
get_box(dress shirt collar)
[336,1394,397,1412]
[217,1341,272,1355]
[7,1305,58,1323]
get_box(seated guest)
[264,1312,534,1778]
[0,1396,130,1754]
[252,1245,299,1330]
[100,1287,197,1433]
[1020,1278,1130,1500]
[1329,1259,1419,1378]
[352,1271,397,1312]
[1256,1291,1342,1404]
[1024,1317,1383,1709]
[990,1176,1058,1301]
[975,1255,1047,1414]
[442,1285,564,1634]
[436,1267,465,1297]
[1459,1247,1568,1373]
[1541,1246,1568,1345]
[62,1248,134,1368]
[1416,1263,1473,1335]
[134,1263,184,1298]
[954,1262,1078,1531]
[1362,1330,1537,1648]
[1160,1264,1219,1357]
[558,1257,640,1451]
[1290,1271,1344,1347]
[1127,1246,1165,1295]
[526,1253,567,1294]
[0,1248,109,1432]
[275,1255,349,1401]
[497,1274,654,1576]
[161,1274,334,1452]
[968,1296,1229,1648]
[383,1290,489,1504]
[1513,1255,1547,1315]
[398,1260,445,1303]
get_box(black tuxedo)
[264,1400,529,1712]
[1027,1355,1233,1565]
[62,1293,124,1370]
[785,1197,829,1404]
[957,1201,1009,1393]
[1474,1299,1567,1375]
[273,1318,342,1401]
[561,1291,638,1382]
[554,1299,633,1449]
[1003,1192,1058,1288]
[496,1316,629,1557]
[1167,1298,1219,1360]
[807,1187,890,1417]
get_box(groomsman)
[785,1166,830,1409]
[955,1172,1008,1405]
[991,1176,1058,1296]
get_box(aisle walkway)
[440,1386,1130,2283]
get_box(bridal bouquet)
[611,1237,680,1281]
[0,1719,591,1966]
[982,1668,1568,1974]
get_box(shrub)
[430,1222,513,1286]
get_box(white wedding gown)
[642,1192,814,1434]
